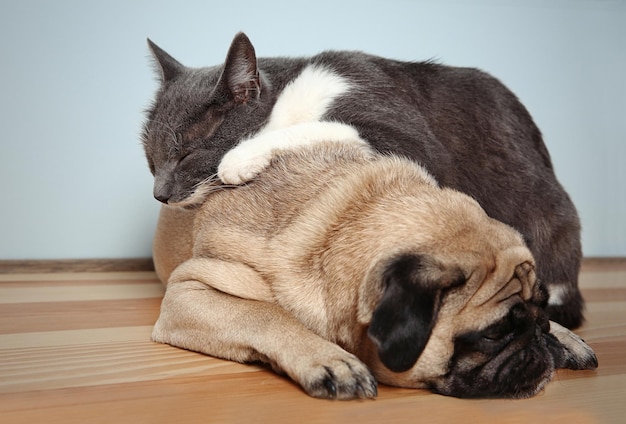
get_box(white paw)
[217,148,272,185]
[549,321,598,370]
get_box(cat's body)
[143,33,583,328]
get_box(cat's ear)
[147,39,185,83]
[218,32,261,104]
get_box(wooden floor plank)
[0,283,164,304]
[0,298,162,334]
[0,263,624,423]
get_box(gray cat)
[142,32,583,329]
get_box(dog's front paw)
[218,147,272,185]
[548,321,598,370]
[296,350,378,400]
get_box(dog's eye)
[481,330,508,342]
[480,323,515,344]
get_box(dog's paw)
[217,147,272,185]
[548,321,598,370]
[296,350,378,400]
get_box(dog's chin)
[432,366,553,399]
[430,343,555,399]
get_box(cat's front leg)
[217,121,367,185]
[217,134,278,185]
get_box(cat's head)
[142,32,272,207]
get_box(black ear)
[147,39,185,83]
[217,32,260,104]
[368,254,464,373]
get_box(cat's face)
[142,33,271,207]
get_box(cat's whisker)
[195,172,221,187]
[188,172,247,201]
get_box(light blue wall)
[0,0,624,259]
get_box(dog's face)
[360,237,596,399]
[437,301,554,398]
[430,262,557,398]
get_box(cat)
[142,32,584,329]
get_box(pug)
[150,122,597,399]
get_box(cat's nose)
[153,177,172,204]
[154,193,170,204]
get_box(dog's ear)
[367,254,464,373]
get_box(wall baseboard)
[0,257,624,274]
[580,257,626,272]
[0,258,155,274]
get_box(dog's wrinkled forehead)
[447,247,536,321]
[468,249,534,308]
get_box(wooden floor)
[0,261,624,424]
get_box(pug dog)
[150,122,597,400]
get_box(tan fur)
[152,141,591,399]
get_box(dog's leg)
[168,257,275,302]
[152,278,378,399]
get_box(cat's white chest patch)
[263,64,352,131]
[218,65,364,185]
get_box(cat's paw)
[218,148,272,185]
